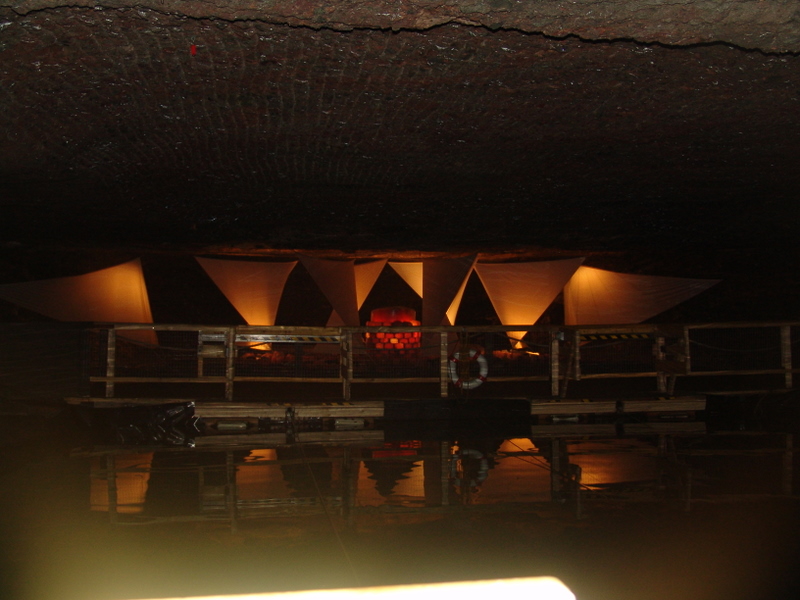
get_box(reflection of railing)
[82,430,795,527]
[87,321,800,400]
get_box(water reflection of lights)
[90,452,152,514]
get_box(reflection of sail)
[276,445,332,497]
[363,460,419,497]
[90,453,152,514]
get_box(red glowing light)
[364,306,421,354]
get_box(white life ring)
[448,347,489,389]
[450,448,489,489]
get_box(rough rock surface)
[1,1,799,319]
[5,0,800,51]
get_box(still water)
[1,412,799,600]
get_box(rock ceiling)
[1,1,799,285]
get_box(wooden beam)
[530,396,706,416]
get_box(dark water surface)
[1,412,799,600]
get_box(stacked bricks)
[364,307,421,355]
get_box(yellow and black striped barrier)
[579,333,652,341]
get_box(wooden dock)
[65,397,385,417]
[529,395,706,417]
[66,395,705,419]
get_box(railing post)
[105,327,116,398]
[224,326,236,401]
[683,325,691,374]
[440,332,450,398]
[656,334,667,393]
[550,331,560,397]
[197,329,204,378]
[342,330,353,401]
[781,325,793,389]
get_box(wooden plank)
[195,403,288,418]
[531,400,618,415]
[65,397,198,407]
[294,430,384,443]
[232,376,342,383]
[294,403,383,419]
[90,376,228,383]
[529,421,706,437]
[530,396,706,416]
[350,377,438,383]
[195,401,384,419]
[294,402,384,418]
[625,398,706,412]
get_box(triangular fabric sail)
[299,256,360,326]
[0,258,155,344]
[355,260,387,309]
[388,262,423,297]
[475,257,585,347]
[564,266,720,325]
[326,259,388,325]
[422,256,477,326]
[0,258,153,324]
[196,257,296,325]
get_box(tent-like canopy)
[196,257,296,326]
[564,266,721,325]
[387,257,477,325]
[475,257,585,346]
[298,256,388,326]
[0,255,720,336]
[0,258,153,324]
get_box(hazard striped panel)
[579,333,652,341]
[200,333,341,343]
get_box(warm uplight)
[129,577,575,600]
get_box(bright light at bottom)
[129,577,575,600]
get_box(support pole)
[225,327,236,401]
[781,325,793,389]
[342,330,353,401]
[440,332,449,398]
[656,334,667,394]
[105,328,117,398]
[550,332,560,397]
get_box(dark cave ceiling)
[1,0,799,264]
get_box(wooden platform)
[529,396,706,417]
[66,395,705,420]
[65,397,386,419]
[529,421,706,437]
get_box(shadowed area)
[1,0,800,260]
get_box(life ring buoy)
[450,448,489,489]
[448,347,489,389]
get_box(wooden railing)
[88,321,800,400]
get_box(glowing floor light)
[130,577,575,600]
